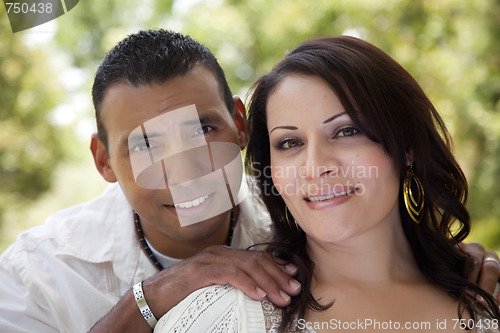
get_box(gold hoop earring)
[403,165,424,224]
[285,206,299,231]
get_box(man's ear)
[90,133,117,183]
[232,95,249,150]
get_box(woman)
[155,36,499,332]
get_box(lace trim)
[262,298,281,332]
[261,299,315,333]
[168,284,237,332]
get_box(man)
[0,29,498,333]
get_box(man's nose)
[162,146,214,186]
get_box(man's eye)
[193,125,214,136]
[131,141,151,152]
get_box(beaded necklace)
[133,209,236,270]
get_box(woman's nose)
[299,142,340,180]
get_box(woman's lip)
[304,188,357,210]
[304,187,358,202]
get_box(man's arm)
[91,242,500,332]
[90,245,301,332]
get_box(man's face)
[98,66,247,249]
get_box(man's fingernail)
[280,290,290,302]
[285,264,297,274]
[289,279,301,291]
[256,287,267,298]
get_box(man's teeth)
[307,188,357,202]
[174,195,209,209]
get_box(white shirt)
[0,181,271,333]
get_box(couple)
[154,36,500,331]
[0,29,498,332]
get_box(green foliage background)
[1,0,499,252]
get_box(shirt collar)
[56,183,151,282]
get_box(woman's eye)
[193,125,214,136]
[277,138,302,150]
[336,127,359,137]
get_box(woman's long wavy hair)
[245,36,499,332]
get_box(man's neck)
[139,207,238,259]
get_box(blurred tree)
[54,0,174,70]
[0,18,68,226]
[461,0,500,249]
[2,0,498,250]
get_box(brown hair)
[246,36,499,331]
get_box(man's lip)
[304,187,358,202]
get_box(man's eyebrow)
[122,113,224,150]
[182,114,222,126]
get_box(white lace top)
[154,284,499,333]
[154,284,313,332]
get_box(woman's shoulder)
[154,284,266,333]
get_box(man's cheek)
[127,105,247,227]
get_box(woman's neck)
[304,214,467,333]
[308,215,422,288]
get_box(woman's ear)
[405,148,414,167]
[90,133,117,183]
[232,96,249,150]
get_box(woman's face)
[267,74,402,245]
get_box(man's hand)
[461,242,500,302]
[162,245,301,308]
[90,245,301,332]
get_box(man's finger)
[216,248,302,306]
[459,242,486,283]
[237,253,302,305]
[185,246,301,307]
[478,253,500,296]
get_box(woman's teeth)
[307,188,357,202]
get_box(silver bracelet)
[133,281,158,329]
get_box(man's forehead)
[102,83,229,138]
[104,65,224,101]
[102,69,228,115]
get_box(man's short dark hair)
[92,29,234,150]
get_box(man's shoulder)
[2,183,131,258]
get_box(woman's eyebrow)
[269,125,298,134]
[322,111,348,124]
[269,112,349,134]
